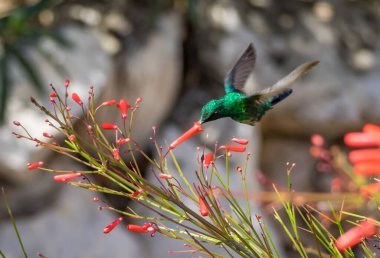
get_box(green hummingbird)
[199,44,319,125]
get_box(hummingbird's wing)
[258,60,319,99]
[224,44,256,94]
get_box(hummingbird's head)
[199,100,224,124]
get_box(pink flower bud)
[219,145,246,152]
[311,134,324,146]
[69,135,76,141]
[113,148,120,161]
[27,161,44,170]
[101,123,118,130]
[116,138,130,145]
[13,121,21,126]
[131,189,143,198]
[103,217,123,234]
[198,196,209,217]
[204,153,214,169]
[136,97,142,103]
[92,197,100,202]
[159,173,173,179]
[43,132,54,138]
[100,100,116,107]
[49,91,58,98]
[72,93,83,105]
[65,80,70,87]
[231,138,249,145]
[53,172,83,182]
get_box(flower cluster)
[310,126,380,199]
[13,81,277,257]
[309,125,380,253]
[12,80,380,257]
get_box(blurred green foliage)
[0,0,71,123]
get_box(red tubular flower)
[363,123,380,134]
[101,123,118,130]
[116,138,129,145]
[231,138,249,145]
[118,99,131,119]
[42,132,54,138]
[159,173,173,179]
[103,217,123,234]
[360,183,380,197]
[27,161,44,170]
[219,145,246,152]
[344,132,380,148]
[100,100,116,107]
[71,93,83,105]
[131,188,143,198]
[348,149,380,163]
[204,153,214,169]
[69,135,76,142]
[198,196,209,217]
[53,172,83,182]
[353,162,380,176]
[113,148,120,161]
[127,224,149,233]
[49,91,58,99]
[127,223,157,236]
[335,219,379,252]
[169,122,203,150]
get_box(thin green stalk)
[2,188,27,258]
[169,150,197,198]
[225,152,230,188]
[242,157,252,223]
[273,209,307,258]
[224,213,266,256]
[261,220,281,258]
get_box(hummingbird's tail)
[259,60,319,102]
[270,88,293,106]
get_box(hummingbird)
[199,44,319,125]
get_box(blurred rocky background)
[0,0,379,257]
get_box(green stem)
[2,188,27,258]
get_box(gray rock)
[261,137,316,191]
[1,25,111,181]
[98,11,183,148]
